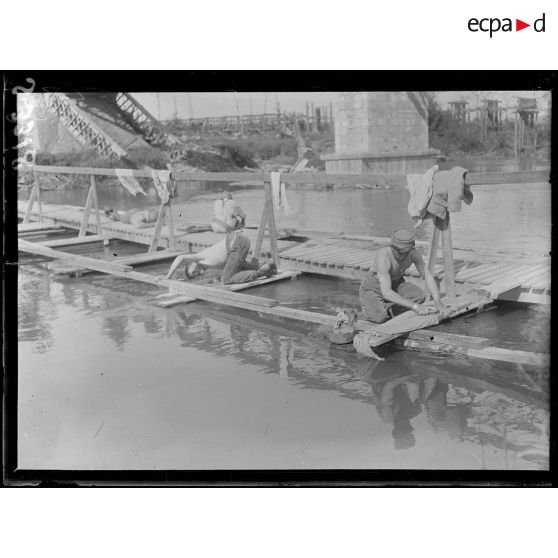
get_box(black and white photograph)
[4,75,552,482]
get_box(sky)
[133,91,550,121]
[133,92,338,120]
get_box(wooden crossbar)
[21,165,550,188]
[40,234,109,248]
[19,239,133,273]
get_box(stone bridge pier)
[323,92,439,175]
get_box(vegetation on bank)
[28,100,549,173]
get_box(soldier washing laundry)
[359,227,448,323]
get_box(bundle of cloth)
[406,165,473,226]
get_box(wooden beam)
[24,166,550,188]
[79,184,94,236]
[23,185,38,223]
[404,329,491,349]
[154,270,302,307]
[90,175,103,235]
[19,239,133,273]
[40,234,109,248]
[395,337,549,367]
[35,175,43,222]
[264,181,280,269]
[148,202,167,253]
[18,222,64,233]
[166,201,176,250]
[253,201,269,261]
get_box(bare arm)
[376,252,420,311]
[165,254,198,279]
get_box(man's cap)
[391,227,415,250]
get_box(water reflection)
[18,266,550,470]
[18,267,57,353]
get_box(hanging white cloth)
[115,168,146,197]
[406,165,438,227]
[150,169,173,204]
[270,172,293,216]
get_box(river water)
[17,160,551,471]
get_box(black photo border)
[2,70,556,486]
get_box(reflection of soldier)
[423,378,449,431]
[368,369,421,450]
[391,383,422,450]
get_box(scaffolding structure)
[479,99,504,141]
[514,97,538,159]
[448,101,470,124]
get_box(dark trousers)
[221,233,260,285]
[359,273,425,324]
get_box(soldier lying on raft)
[104,207,159,228]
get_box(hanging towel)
[115,168,146,197]
[270,172,293,216]
[426,166,471,220]
[150,169,173,204]
[406,165,438,226]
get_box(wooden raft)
[19,239,548,367]
[278,241,550,302]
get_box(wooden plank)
[18,222,64,233]
[148,202,167,253]
[253,201,270,261]
[404,329,491,349]
[90,175,103,235]
[23,185,38,223]
[48,250,187,276]
[35,177,43,222]
[40,234,109,248]
[78,184,94,236]
[154,270,302,307]
[478,263,544,286]
[525,275,551,290]
[356,292,492,348]
[325,249,373,267]
[115,250,186,265]
[489,265,551,298]
[18,239,134,273]
[264,182,280,269]
[395,338,549,367]
[301,246,353,264]
[473,263,530,284]
[456,262,508,282]
[497,288,550,304]
[166,201,176,251]
[522,268,550,287]
[278,258,368,280]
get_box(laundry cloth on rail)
[406,165,438,227]
[150,169,174,204]
[426,166,471,220]
[270,172,293,216]
[115,168,146,197]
